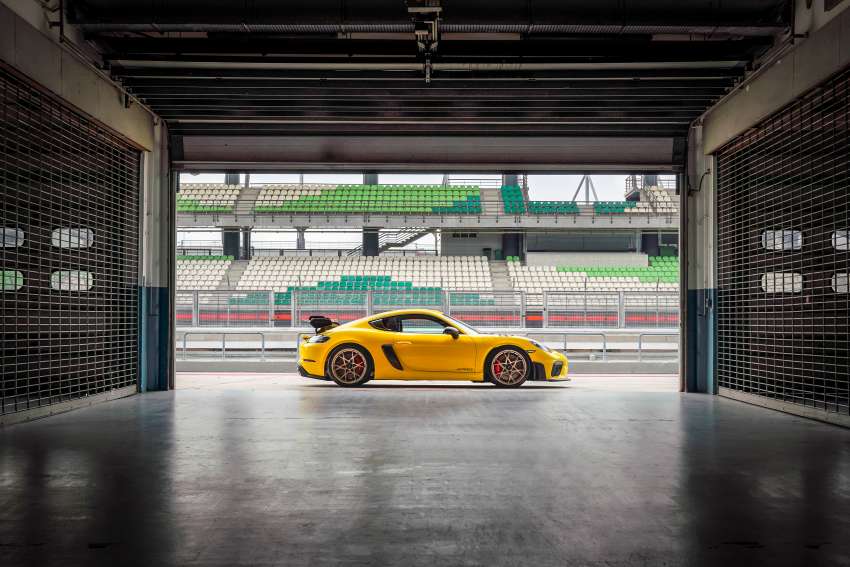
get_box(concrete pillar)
[222,228,240,258]
[224,173,240,185]
[363,228,380,256]
[296,228,306,250]
[139,123,174,392]
[683,124,716,394]
[364,171,378,185]
[241,228,252,260]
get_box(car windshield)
[443,315,479,335]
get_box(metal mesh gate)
[716,68,850,415]
[0,67,141,415]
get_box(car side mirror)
[443,327,460,339]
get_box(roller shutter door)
[0,67,140,415]
[716,68,850,416]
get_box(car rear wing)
[308,315,339,334]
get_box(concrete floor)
[1,374,849,567]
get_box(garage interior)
[1,1,849,565]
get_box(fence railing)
[624,176,677,194]
[177,328,679,362]
[177,247,438,258]
[177,193,679,219]
[542,291,679,329]
[175,289,679,330]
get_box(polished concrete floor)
[1,374,849,567]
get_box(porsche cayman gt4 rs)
[297,309,569,387]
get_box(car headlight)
[529,339,550,353]
[307,334,330,344]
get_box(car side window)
[397,316,447,334]
[370,316,401,332]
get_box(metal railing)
[624,176,677,194]
[179,328,680,363]
[542,291,679,329]
[175,289,679,330]
[180,331,267,360]
[256,247,437,257]
[242,200,677,217]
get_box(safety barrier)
[542,291,679,329]
[174,289,679,329]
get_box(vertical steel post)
[618,291,625,328]
[192,290,199,327]
[225,292,231,327]
[583,288,588,327]
[520,291,526,328]
[656,292,660,329]
[268,290,274,328]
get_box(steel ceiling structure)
[67,0,791,169]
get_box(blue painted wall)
[686,288,716,393]
[139,286,171,391]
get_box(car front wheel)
[485,347,529,388]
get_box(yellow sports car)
[297,308,569,387]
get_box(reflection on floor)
[1,372,848,566]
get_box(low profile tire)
[485,347,530,388]
[326,344,373,387]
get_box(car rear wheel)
[326,345,372,387]
[485,347,529,388]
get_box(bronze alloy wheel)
[329,347,370,386]
[489,348,529,387]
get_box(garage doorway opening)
[173,171,680,389]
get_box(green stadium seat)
[253,184,481,214]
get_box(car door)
[390,315,476,375]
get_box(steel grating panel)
[716,68,850,415]
[0,67,141,415]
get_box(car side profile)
[297,308,569,387]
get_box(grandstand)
[255,184,482,214]
[177,184,240,213]
[237,255,491,291]
[175,252,679,328]
[177,180,678,227]
[176,256,233,290]
[507,256,679,295]
[501,184,676,216]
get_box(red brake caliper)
[494,360,503,375]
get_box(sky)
[177,173,674,248]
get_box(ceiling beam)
[95,37,773,60]
[66,0,790,30]
[106,67,746,81]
